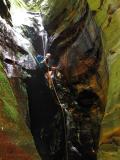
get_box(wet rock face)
[17,0,108,159]
[0,17,36,78]
[39,0,108,159]
[0,1,41,159]
[0,0,110,160]
[0,0,11,25]
[11,11,45,55]
[87,0,120,159]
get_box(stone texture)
[87,0,120,159]
[0,1,41,159]
[1,0,120,159]
[38,0,108,159]
[0,62,40,160]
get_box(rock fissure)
[0,0,114,160]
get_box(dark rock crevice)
[23,2,106,160]
[24,68,66,160]
[0,0,109,160]
[0,0,11,25]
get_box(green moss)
[40,0,68,25]
[87,0,120,159]
[87,0,100,10]
[9,0,27,9]
[27,0,43,11]
[3,100,18,122]
[106,54,120,111]
[98,150,120,160]
[0,62,19,122]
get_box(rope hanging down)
[48,67,68,160]
[35,53,69,160]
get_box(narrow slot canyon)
[1,0,120,160]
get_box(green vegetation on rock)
[87,0,120,159]
[9,0,27,8]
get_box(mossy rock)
[87,0,120,159]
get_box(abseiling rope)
[45,55,69,160]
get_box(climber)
[24,52,59,159]
[35,53,51,68]
[35,53,58,87]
